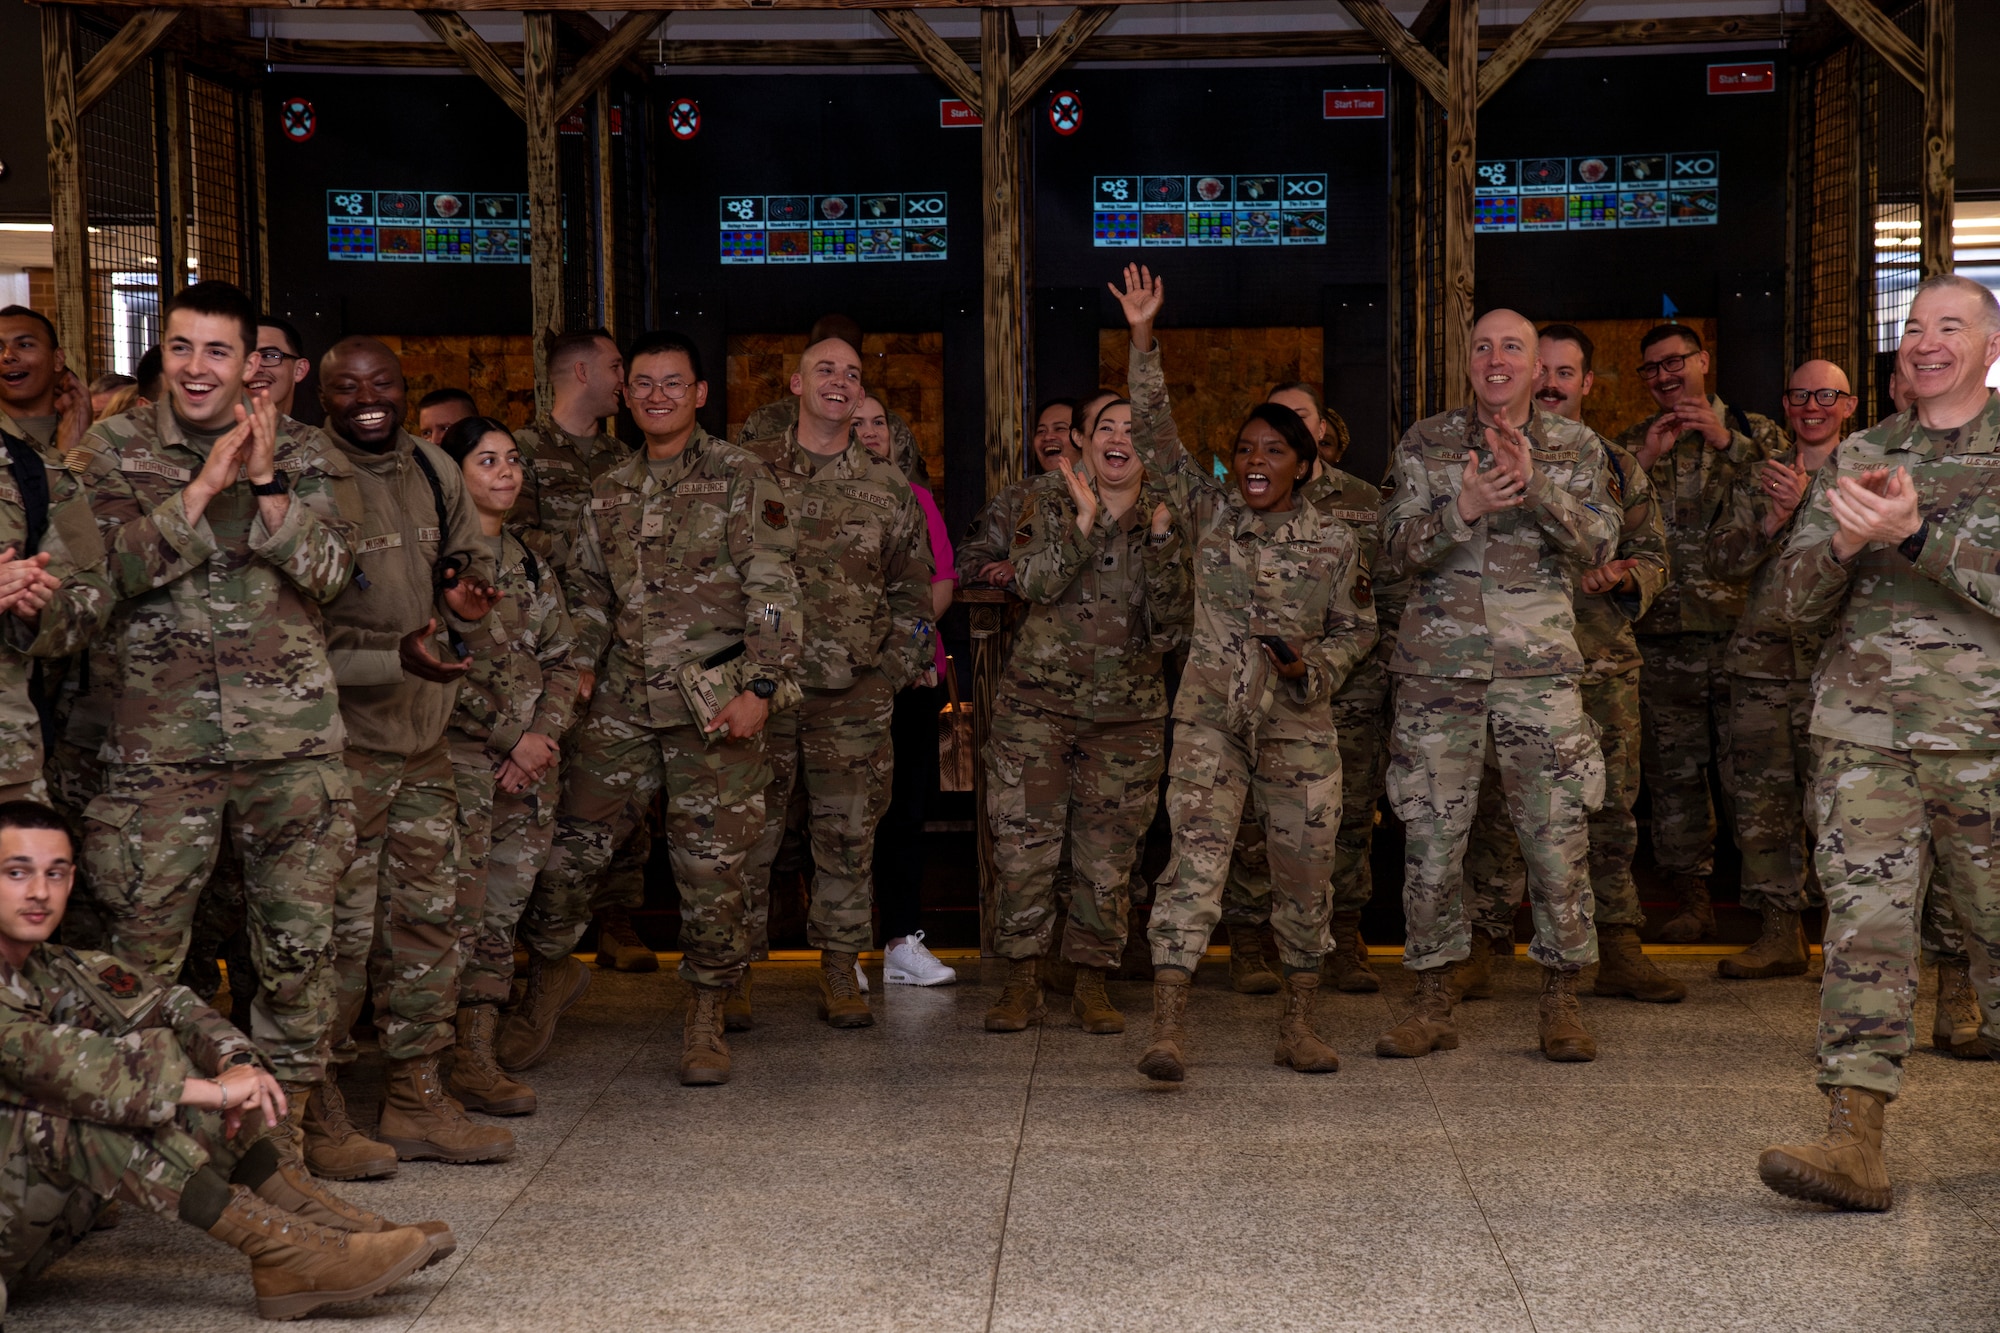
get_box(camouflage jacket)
[1617,395,1787,634]
[0,944,262,1131]
[956,479,1034,584]
[1127,340,1393,697]
[322,430,494,758]
[82,399,356,766]
[1574,438,1670,683]
[1778,393,2000,750]
[738,427,934,693]
[448,530,581,761]
[1709,443,1836,681]
[739,396,920,480]
[0,414,113,787]
[510,414,629,576]
[566,425,801,731]
[1380,407,1618,680]
[1127,349,1375,738]
[1001,469,1191,723]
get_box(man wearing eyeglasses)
[1615,323,1787,942]
[247,318,310,423]
[1703,362,1852,982]
[1758,274,2000,1212]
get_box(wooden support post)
[252,87,271,308]
[1921,0,1954,278]
[161,53,191,295]
[595,90,617,334]
[980,7,1023,503]
[1442,0,1476,407]
[553,12,656,121]
[41,5,90,373]
[524,12,561,413]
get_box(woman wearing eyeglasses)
[1703,364,1855,985]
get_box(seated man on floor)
[0,800,452,1321]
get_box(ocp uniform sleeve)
[731,465,802,692]
[561,494,616,674]
[878,484,937,690]
[1300,522,1376,707]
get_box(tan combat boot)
[1137,973,1193,1082]
[301,1079,398,1182]
[680,984,732,1085]
[1326,912,1380,993]
[815,950,874,1028]
[724,968,754,1032]
[205,1184,435,1320]
[1485,925,1519,957]
[1375,969,1458,1058]
[1758,1086,1893,1211]
[594,907,660,973]
[450,1005,537,1115]
[495,953,593,1072]
[254,1159,456,1264]
[1594,924,1688,1002]
[1274,971,1341,1073]
[1718,907,1809,979]
[1537,967,1597,1062]
[1071,965,1124,1034]
[1656,873,1716,943]
[377,1055,517,1164]
[1446,932,1494,1002]
[1227,925,1280,995]
[1933,958,1985,1056]
[985,958,1045,1032]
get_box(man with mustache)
[308,336,509,1177]
[1759,274,2000,1211]
[1615,324,1787,942]
[1457,324,1681,1004]
[1377,309,1620,1063]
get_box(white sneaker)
[856,962,870,994]
[883,931,959,986]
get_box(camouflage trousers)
[449,742,559,1007]
[525,707,767,988]
[0,1103,246,1301]
[1467,667,1645,934]
[83,758,351,1084]
[1387,675,1603,973]
[556,705,652,920]
[1148,722,1340,974]
[1811,740,2000,1098]
[48,734,108,950]
[987,698,1164,969]
[1635,631,1737,878]
[331,742,463,1063]
[742,671,895,956]
[1223,661,1390,927]
[1727,674,1817,914]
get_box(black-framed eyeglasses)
[1636,351,1700,380]
[1783,388,1856,407]
[254,347,302,367]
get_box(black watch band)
[1898,517,1930,563]
[249,471,290,497]
[223,1051,259,1068]
[750,678,778,700]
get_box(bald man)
[1705,361,1854,981]
[1376,309,1620,1063]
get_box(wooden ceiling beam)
[555,10,651,81]
[1339,0,1446,104]
[552,12,659,118]
[1822,0,1925,91]
[1006,4,1115,117]
[876,9,981,112]
[1475,0,1586,107]
[416,10,526,117]
[74,7,179,114]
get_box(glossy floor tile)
[12,954,1999,1332]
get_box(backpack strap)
[409,444,471,661]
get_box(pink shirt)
[914,483,954,676]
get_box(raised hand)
[1637,411,1681,470]
[1760,457,1810,534]
[51,369,92,455]
[1673,395,1731,449]
[1107,263,1165,348]
[187,404,253,520]
[1484,421,1534,486]
[1456,451,1525,524]
[243,389,281,485]
[1057,455,1100,535]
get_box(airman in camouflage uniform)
[1377,310,1619,1063]
[741,393,919,486]
[738,337,934,1031]
[79,286,357,1128]
[444,514,580,1116]
[521,332,800,1083]
[955,397,1089,586]
[1462,434,1676,1001]
[313,338,508,1176]
[983,441,1190,1037]
[1114,265,1375,1081]
[1758,277,2000,1214]
[1616,324,1787,939]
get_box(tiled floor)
[14,950,2000,1331]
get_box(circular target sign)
[280,97,317,143]
[1048,90,1083,136]
[668,98,701,141]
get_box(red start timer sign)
[1323,90,1386,119]
[1708,61,1776,95]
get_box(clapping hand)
[1057,456,1099,535]
[1828,466,1922,561]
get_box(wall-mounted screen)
[1089,173,1327,248]
[324,188,533,264]
[1472,151,1718,234]
[716,190,948,265]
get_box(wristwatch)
[222,1050,259,1069]
[749,678,778,700]
[1898,517,1930,562]
[249,471,290,497]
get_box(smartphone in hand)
[1255,634,1299,665]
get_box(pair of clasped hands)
[0,370,96,623]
